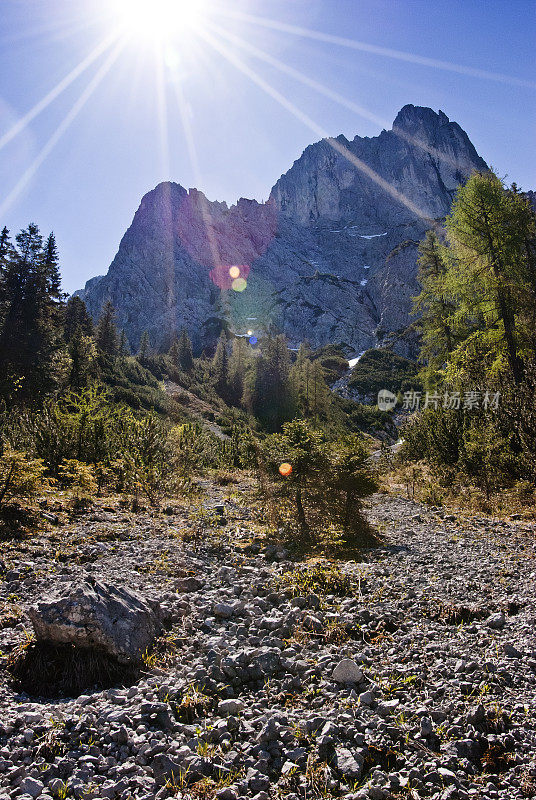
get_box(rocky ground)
[0,480,535,800]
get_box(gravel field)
[0,485,535,800]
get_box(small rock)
[175,576,204,593]
[19,778,44,798]
[218,699,245,715]
[332,658,363,684]
[335,747,363,780]
[214,603,234,618]
[359,690,374,706]
[503,642,522,658]
[420,717,433,736]
[377,699,400,717]
[486,612,506,630]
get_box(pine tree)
[251,335,296,431]
[212,330,230,400]
[0,226,10,259]
[413,230,457,383]
[169,329,194,372]
[118,329,130,358]
[228,336,251,406]
[138,330,150,362]
[309,359,330,417]
[64,295,94,341]
[95,301,119,357]
[68,324,96,389]
[177,328,194,372]
[290,343,314,416]
[41,233,62,300]
[0,227,13,324]
[0,223,66,401]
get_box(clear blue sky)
[1,0,534,293]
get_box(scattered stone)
[486,612,506,630]
[503,642,523,658]
[218,699,245,715]
[332,658,363,684]
[0,490,534,800]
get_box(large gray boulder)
[28,580,163,663]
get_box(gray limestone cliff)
[78,105,488,355]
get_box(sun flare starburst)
[113,0,208,43]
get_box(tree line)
[403,170,536,501]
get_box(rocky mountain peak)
[78,105,489,355]
[392,103,450,135]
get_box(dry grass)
[383,462,536,520]
[0,601,23,630]
[274,561,358,598]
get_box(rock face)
[28,580,163,663]
[78,105,488,355]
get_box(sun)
[113,0,208,43]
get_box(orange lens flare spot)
[232,277,247,292]
[229,266,241,279]
[279,462,292,476]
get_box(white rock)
[332,658,363,684]
[218,699,245,715]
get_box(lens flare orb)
[229,265,241,279]
[279,462,292,477]
[232,277,247,292]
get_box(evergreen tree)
[95,301,119,357]
[0,223,66,401]
[289,344,330,419]
[309,359,330,417]
[251,335,296,431]
[118,329,130,358]
[413,230,457,383]
[138,330,150,363]
[64,295,94,341]
[0,227,13,323]
[290,343,311,414]
[0,226,10,260]
[41,233,62,300]
[169,328,194,372]
[228,336,251,406]
[177,328,194,372]
[68,324,96,389]
[168,335,180,370]
[445,171,536,384]
[212,330,230,400]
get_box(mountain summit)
[78,106,487,355]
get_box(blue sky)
[1,0,534,293]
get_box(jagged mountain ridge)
[78,104,488,355]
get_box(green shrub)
[0,443,48,508]
[261,419,378,552]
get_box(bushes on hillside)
[347,349,421,402]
